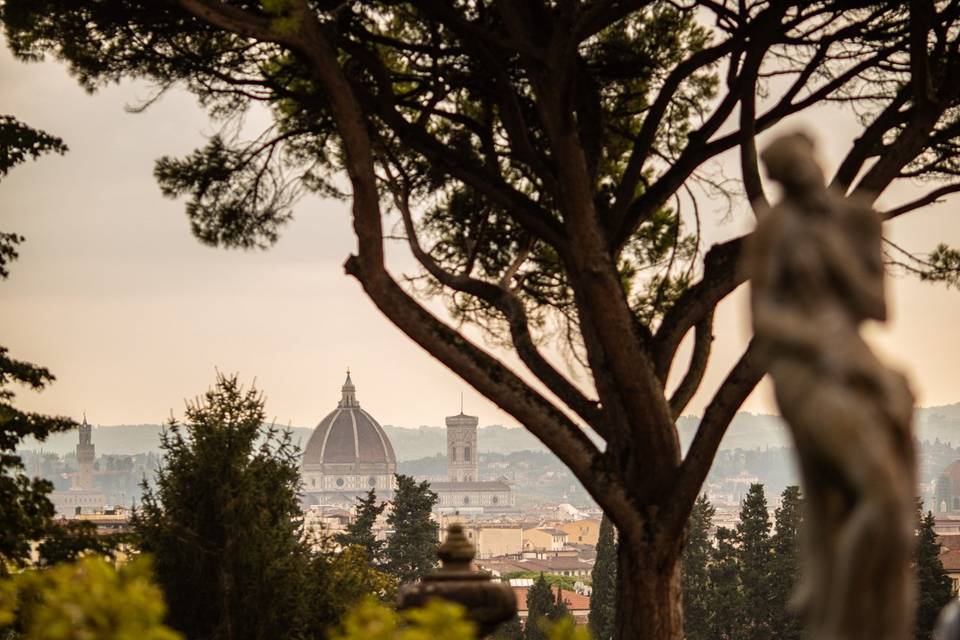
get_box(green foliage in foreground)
[134,374,388,640]
[0,555,180,640]
[333,597,588,640]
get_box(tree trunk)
[617,539,684,640]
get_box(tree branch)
[666,339,765,538]
[653,236,745,380]
[882,182,960,220]
[669,311,715,420]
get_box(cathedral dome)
[302,372,396,468]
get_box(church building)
[429,409,515,514]
[301,372,397,506]
[300,372,513,513]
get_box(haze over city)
[4,37,960,430]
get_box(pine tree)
[770,486,803,640]
[335,488,386,565]
[525,573,555,640]
[383,474,439,584]
[589,515,617,640]
[553,586,569,620]
[736,483,774,640]
[0,119,81,573]
[492,614,523,640]
[682,494,715,640]
[133,375,316,640]
[916,508,953,640]
[706,527,740,640]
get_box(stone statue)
[745,133,917,640]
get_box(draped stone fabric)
[745,133,917,640]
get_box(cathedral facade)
[301,373,397,506]
[300,373,513,512]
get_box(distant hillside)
[18,403,960,460]
[18,422,547,459]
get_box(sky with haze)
[3,36,960,433]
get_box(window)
[464,496,470,505]
[464,446,471,462]
[369,476,377,487]
[311,478,316,487]
[491,496,499,505]
[336,478,344,487]
[955,497,960,511]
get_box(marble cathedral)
[301,373,513,512]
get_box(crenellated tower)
[75,415,95,490]
[446,406,479,483]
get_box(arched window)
[464,446,471,462]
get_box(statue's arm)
[752,297,831,359]
[818,212,886,321]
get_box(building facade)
[51,416,106,516]
[75,416,95,490]
[935,460,960,514]
[431,408,514,513]
[446,412,478,482]
[301,373,397,506]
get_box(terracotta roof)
[302,375,396,467]
[940,549,960,572]
[939,535,960,551]
[525,527,568,536]
[514,586,590,612]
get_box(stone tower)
[446,407,478,483]
[75,415,95,490]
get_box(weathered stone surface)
[746,133,917,640]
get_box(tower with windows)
[446,410,479,482]
[75,415,95,490]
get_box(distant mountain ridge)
[18,403,960,459]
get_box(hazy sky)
[3,38,960,432]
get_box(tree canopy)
[6,2,960,637]
[383,474,438,584]
[134,375,321,639]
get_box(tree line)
[679,485,953,640]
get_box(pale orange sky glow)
[3,39,959,434]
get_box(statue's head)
[761,132,825,196]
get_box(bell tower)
[75,415,95,490]
[446,402,479,483]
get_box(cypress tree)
[335,488,386,564]
[493,614,523,640]
[706,526,740,640]
[916,508,953,640]
[554,586,569,620]
[589,515,617,640]
[735,483,774,640]
[133,374,315,640]
[525,573,555,640]
[682,494,715,640]
[770,486,803,640]
[383,474,439,584]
